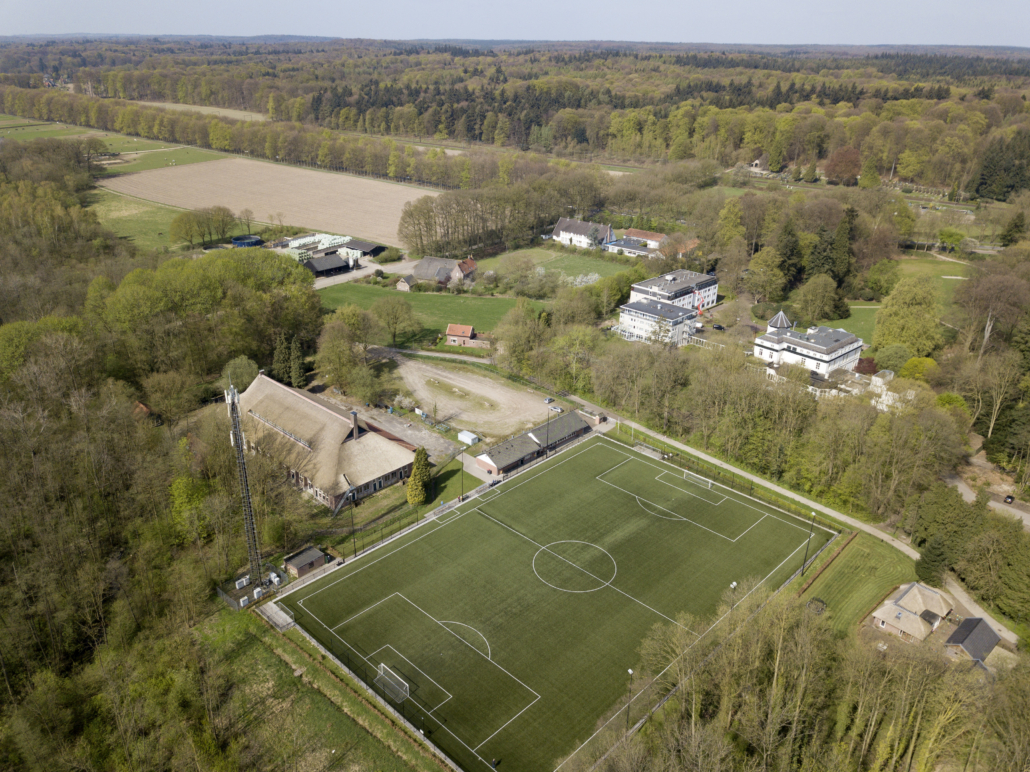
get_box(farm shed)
[284,546,327,578]
[458,430,480,446]
[302,254,355,278]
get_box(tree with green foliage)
[938,227,965,251]
[372,295,420,345]
[793,274,838,324]
[915,534,950,586]
[831,206,858,285]
[858,156,880,188]
[745,248,786,303]
[272,330,289,382]
[875,344,913,373]
[1000,211,1026,246]
[898,357,939,381]
[289,336,304,388]
[777,218,803,287]
[873,277,943,356]
[406,447,431,506]
[866,259,900,296]
[717,198,745,247]
[220,355,258,391]
[802,159,818,183]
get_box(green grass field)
[0,122,91,140]
[800,533,916,636]
[896,256,969,308]
[100,135,181,153]
[280,436,834,772]
[103,146,227,174]
[87,188,185,251]
[475,248,630,283]
[835,306,879,345]
[319,283,544,339]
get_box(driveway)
[313,259,420,289]
[946,475,1030,532]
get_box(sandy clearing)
[389,355,551,438]
[131,101,269,122]
[99,158,436,247]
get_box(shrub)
[875,344,913,373]
[377,246,404,263]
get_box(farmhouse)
[410,256,478,286]
[475,411,591,475]
[870,582,953,643]
[629,269,718,311]
[754,311,863,375]
[945,618,1001,666]
[238,375,415,510]
[618,299,698,346]
[551,218,615,249]
[445,323,490,349]
[284,546,327,579]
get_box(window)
[879,619,886,628]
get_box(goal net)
[374,664,409,702]
[684,469,713,489]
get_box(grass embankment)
[88,188,185,251]
[201,610,439,772]
[319,282,545,340]
[800,532,917,636]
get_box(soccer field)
[279,436,834,771]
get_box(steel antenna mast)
[226,383,262,584]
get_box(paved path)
[313,259,420,289]
[381,346,491,365]
[946,475,1030,532]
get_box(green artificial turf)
[280,436,832,772]
[800,532,916,636]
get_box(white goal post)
[683,469,713,489]
[374,663,410,702]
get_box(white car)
[549,406,563,413]
[544,397,555,404]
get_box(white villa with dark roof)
[551,218,615,249]
[754,311,863,374]
[628,269,718,312]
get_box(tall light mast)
[226,384,262,584]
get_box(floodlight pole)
[625,669,633,734]
[801,512,816,575]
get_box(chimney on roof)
[350,411,359,442]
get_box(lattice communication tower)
[226,384,262,584]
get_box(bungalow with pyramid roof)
[753,311,863,375]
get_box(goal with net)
[684,469,713,489]
[374,664,410,702]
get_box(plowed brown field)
[99,158,436,247]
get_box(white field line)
[552,536,811,772]
[473,507,696,636]
[597,475,736,542]
[654,470,727,506]
[440,621,492,660]
[369,643,454,713]
[597,437,835,536]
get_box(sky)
[2,0,1029,49]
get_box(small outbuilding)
[284,546,327,578]
[397,275,417,292]
[945,618,1001,665]
[458,430,480,446]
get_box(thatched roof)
[239,375,414,496]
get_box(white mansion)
[753,311,863,374]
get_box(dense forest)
[1,38,1029,193]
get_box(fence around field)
[605,424,840,533]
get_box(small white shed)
[458,430,480,446]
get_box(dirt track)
[389,355,551,439]
[99,158,437,247]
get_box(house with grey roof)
[409,257,477,286]
[870,582,953,643]
[551,218,614,249]
[475,411,590,475]
[753,311,863,375]
[628,269,718,312]
[945,618,1001,665]
[618,299,698,346]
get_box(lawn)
[279,436,833,772]
[103,146,228,174]
[475,247,631,283]
[201,609,433,772]
[896,256,969,308]
[800,532,916,636]
[87,188,185,251]
[834,305,879,345]
[0,122,92,140]
[319,282,544,339]
[100,135,181,153]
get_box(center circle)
[532,541,617,593]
